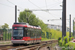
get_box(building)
[47,24,69,32]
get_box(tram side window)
[39,30,41,36]
[27,31,30,37]
[30,28,34,38]
[33,29,35,38]
[37,30,39,37]
[30,30,33,37]
[36,30,38,37]
[26,28,31,37]
[35,29,37,37]
[36,30,38,38]
[24,28,27,37]
[34,29,36,37]
[37,29,41,37]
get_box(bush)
[3,32,11,40]
[58,36,74,50]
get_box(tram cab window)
[13,30,23,36]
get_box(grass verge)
[41,38,57,41]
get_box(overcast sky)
[0,0,75,32]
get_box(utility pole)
[69,14,71,37]
[15,5,17,23]
[73,20,74,37]
[62,0,66,37]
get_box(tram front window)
[13,30,23,37]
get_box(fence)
[0,29,12,41]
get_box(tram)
[11,23,41,44]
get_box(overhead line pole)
[73,20,74,37]
[69,14,71,37]
[62,0,66,37]
[15,5,17,23]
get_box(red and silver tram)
[11,23,41,44]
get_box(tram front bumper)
[11,40,25,44]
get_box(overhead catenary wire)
[46,11,59,18]
[50,12,62,16]
[28,0,61,10]
[41,1,62,8]
[28,0,51,15]
[43,0,62,8]
[47,11,62,18]
[29,9,62,11]
[28,0,41,9]
[7,0,15,5]
[0,2,14,8]
[28,0,62,18]
[49,2,62,8]
[3,0,62,18]
[7,0,23,9]
[35,14,47,20]
[45,0,47,8]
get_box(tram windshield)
[13,27,23,36]
[13,30,23,36]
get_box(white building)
[47,24,69,32]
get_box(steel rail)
[0,40,58,50]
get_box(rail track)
[0,40,58,50]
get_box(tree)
[1,23,9,29]
[0,26,2,29]
[18,9,48,28]
[0,23,9,32]
[18,9,39,25]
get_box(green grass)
[66,42,75,47]
[41,38,57,41]
[61,42,75,50]
[6,46,11,48]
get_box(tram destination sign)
[13,27,23,30]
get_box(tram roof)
[13,23,41,29]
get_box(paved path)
[0,41,12,45]
[55,44,62,50]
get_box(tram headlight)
[21,37,23,39]
[13,38,15,39]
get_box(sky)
[0,0,75,32]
